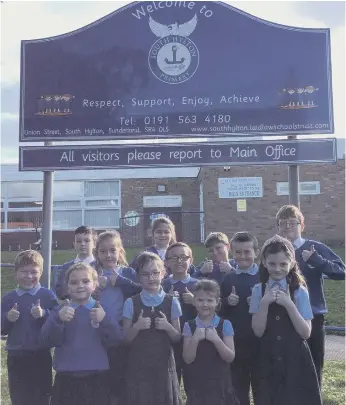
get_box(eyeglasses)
[166,255,191,262]
[140,271,161,279]
[278,220,300,228]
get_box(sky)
[1,0,345,163]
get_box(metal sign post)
[40,142,54,288]
[288,135,300,208]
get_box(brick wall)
[199,159,345,245]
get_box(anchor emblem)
[165,46,185,65]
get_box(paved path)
[325,335,345,361]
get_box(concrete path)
[325,335,345,361]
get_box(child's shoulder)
[37,286,57,298]
[62,259,75,269]
[1,289,18,302]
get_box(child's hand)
[219,261,233,273]
[7,303,20,322]
[193,327,206,342]
[90,301,105,323]
[134,309,151,331]
[58,299,75,322]
[109,270,118,287]
[155,311,170,331]
[182,287,194,304]
[98,276,108,289]
[205,327,220,343]
[246,287,253,306]
[31,299,44,319]
[276,289,293,308]
[227,286,239,306]
[302,245,316,262]
[168,285,179,298]
[201,259,213,274]
[262,284,277,304]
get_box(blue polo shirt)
[249,278,313,320]
[123,287,182,320]
[182,314,234,336]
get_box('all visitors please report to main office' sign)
[19,139,336,171]
[20,1,333,141]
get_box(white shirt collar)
[169,274,191,284]
[293,237,305,249]
[74,255,95,264]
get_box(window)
[84,181,119,197]
[85,209,119,228]
[276,181,321,196]
[8,201,43,209]
[53,200,81,208]
[84,199,119,207]
[53,210,82,230]
[7,182,43,199]
[7,211,42,229]
[54,181,83,199]
[1,211,4,229]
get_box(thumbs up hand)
[219,261,233,273]
[227,286,239,306]
[98,275,108,289]
[90,301,105,323]
[31,299,44,319]
[201,259,213,274]
[168,285,179,298]
[58,299,75,322]
[109,269,118,287]
[155,311,170,331]
[182,287,194,304]
[134,309,151,331]
[7,303,20,322]
[302,245,316,262]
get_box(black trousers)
[231,338,260,405]
[7,350,52,405]
[307,314,325,387]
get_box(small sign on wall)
[237,200,247,212]
[218,177,263,199]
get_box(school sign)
[20,1,333,142]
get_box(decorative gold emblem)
[278,86,319,110]
[35,94,75,116]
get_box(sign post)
[288,135,300,208]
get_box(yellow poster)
[237,200,247,212]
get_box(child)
[276,205,345,386]
[183,279,238,405]
[194,232,235,284]
[250,235,322,405]
[220,232,260,405]
[1,250,58,405]
[162,242,198,384]
[123,251,183,405]
[40,262,122,405]
[55,226,97,300]
[93,230,141,403]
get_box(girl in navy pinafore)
[250,235,322,405]
[123,251,182,405]
[183,279,239,405]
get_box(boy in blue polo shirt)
[220,232,260,405]
[194,232,235,284]
[1,250,58,405]
[55,226,97,299]
[276,204,345,386]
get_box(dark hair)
[165,242,193,260]
[74,226,97,242]
[259,235,306,289]
[276,205,305,231]
[194,279,220,299]
[151,217,177,244]
[230,231,258,250]
[135,251,164,274]
[204,232,229,249]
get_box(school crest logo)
[148,14,199,84]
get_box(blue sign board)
[20,1,333,142]
[19,139,336,171]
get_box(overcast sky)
[1,1,345,163]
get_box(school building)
[1,138,345,250]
